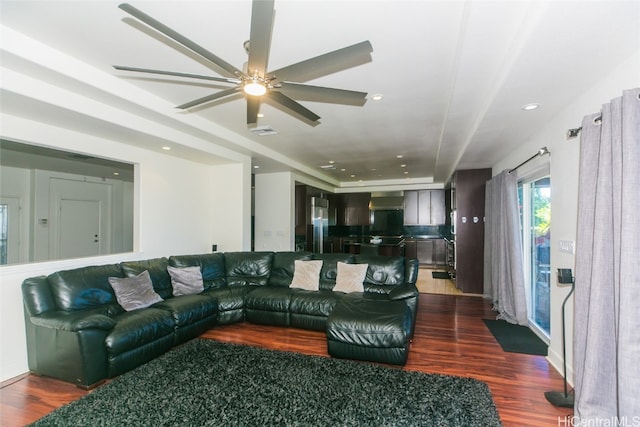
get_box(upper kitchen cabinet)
[404,190,446,225]
[336,192,371,226]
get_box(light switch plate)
[559,240,575,254]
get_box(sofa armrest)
[388,283,419,300]
[30,311,116,332]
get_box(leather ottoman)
[326,297,412,365]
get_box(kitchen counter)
[343,237,405,256]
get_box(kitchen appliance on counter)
[311,197,329,253]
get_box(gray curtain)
[484,170,528,325]
[574,88,640,421]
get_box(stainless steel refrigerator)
[311,197,329,253]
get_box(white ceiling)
[1,1,639,188]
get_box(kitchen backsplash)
[329,225,450,239]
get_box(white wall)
[254,172,295,251]
[491,50,640,384]
[0,118,251,382]
[210,162,252,252]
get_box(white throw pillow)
[108,270,163,311]
[333,262,368,293]
[290,260,323,291]
[167,266,204,296]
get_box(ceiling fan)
[114,1,373,126]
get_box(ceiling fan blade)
[247,0,275,77]
[267,91,320,123]
[176,87,240,109]
[276,82,367,106]
[119,3,244,78]
[267,40,373,84]
[246,96,261,125]
[113,65,240,84]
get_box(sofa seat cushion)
[106,308,175,356]
[153,294,218,327]
[289,290,342,317]
[244,287,291,312]
[327,298,411,348]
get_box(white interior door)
[58,198,101,258]
[49,178,112,260]
[0,197,21,265]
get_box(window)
[0,139,134,265]
[518,176,551,338]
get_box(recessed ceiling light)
[162,146,171,150]
[350,174,356,178]
[400,164,406,168]
[257,113,264,118]
[340,168,346,172]
[522,103,540,111]
[396,155,403,159]
[329,160,335,164]
[253,165,260,169]
[404,171,409,174]
[371,94,383,101]
[113,172,120,176]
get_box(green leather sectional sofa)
[21,251,419,388]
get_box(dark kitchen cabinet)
[405,238,418,260]
[417,240,434,265]
[433,238,447,266]
[415,238,447,266]
[452,168,492,293]
[295,185,307,236]
[404,190,446,225]
[336,192,370,226]
[429,191,446,225]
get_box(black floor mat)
[483,319,548,355]
[432,271,450,279]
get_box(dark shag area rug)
[31,339,502,427]
[483,319,548,356]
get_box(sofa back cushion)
[269,251,313,287]
[169,253,226,290]
[224,252,273,287]
[121,257,172,299]
[354,255,405,294]
[48,264,122,311]
[312,253,355,291]
[22,276,56,316]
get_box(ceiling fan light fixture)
[244,79,267,96]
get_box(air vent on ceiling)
[250,126,278,136]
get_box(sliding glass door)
[518,176,551,337]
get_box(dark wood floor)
[1,294,573,427]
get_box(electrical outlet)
[559,240,575,254]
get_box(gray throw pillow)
[167,265,204,296]
[108,270,163,311]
